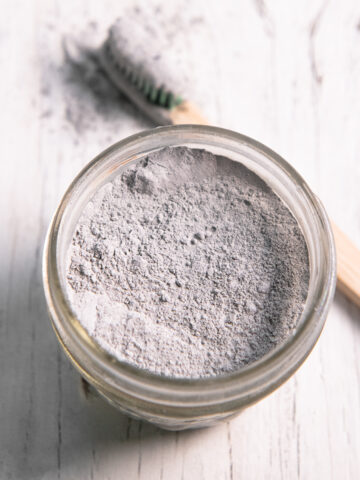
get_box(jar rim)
[43,124,336,408]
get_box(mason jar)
[43,125,336,430]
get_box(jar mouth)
[43,125,336,407]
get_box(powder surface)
[66,146,309,378]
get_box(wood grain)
[1,0,360,479]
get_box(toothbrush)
[98,31,208,126]
[68,22,360,308]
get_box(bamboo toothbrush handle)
[170,101,209,125]
[331,222,360,308]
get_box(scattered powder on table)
[66,146,309,378]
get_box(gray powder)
[66,146,309,378]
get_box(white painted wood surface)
[1,0,360,478]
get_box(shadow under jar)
[43,125,336,430]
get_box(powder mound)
[66,146,309,378]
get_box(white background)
[1,0,359,478]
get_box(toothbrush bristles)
[104,42,182,109]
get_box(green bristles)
[149,85,158,103]
[158,87,167,107]
[105,44,182,109]
[142,82,182,109]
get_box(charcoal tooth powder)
[66,146,309,378]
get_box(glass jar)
[43,125,336,430]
